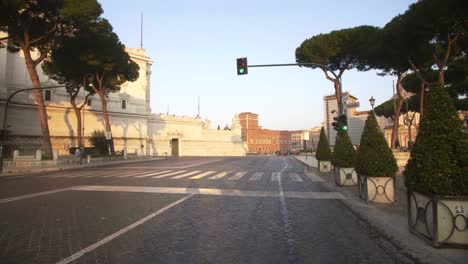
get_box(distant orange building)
[239,112,300,154]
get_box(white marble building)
[0,38,246,157]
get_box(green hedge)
[316,127,332,161]
[404,85,468,196]
[331,130,356,168]
[356,111,397,177]
[89,130,109,156]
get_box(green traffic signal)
[342,125,348,131]
[236,57,248,75]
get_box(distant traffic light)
[236,58,248,75]
[339,115,348,131]
[332,115,348,131]
[332,116,340,131]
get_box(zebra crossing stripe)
[249,172,263,181]
[116,171,150,178]
[171,171,201,179]
[288,173,304,182]
[135,171,172,178]
[305,172,325,182]
[152,170,187,179]
[208,171,231,179]
[228,172,247,180]
[271,172,280,182]
[188,171,216,179]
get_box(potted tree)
[357,112,398,203]
[316,127,332,173]
[405,85,468,247]
[332,130,357,186]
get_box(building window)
[87,99,92,106]
[44,90,52,101]
[121,99,127,109]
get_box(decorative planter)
[318,160,331,173]
[358,175,395,203]
[407,190,468,248]
[333,166,357,186]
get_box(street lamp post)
[0,85,66,175]
[369,96,376,110]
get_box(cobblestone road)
[0,156,417,264]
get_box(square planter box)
[333,166,357,186]
[358,175,395,203]
[318,160,331,173]
[407,190,468,248]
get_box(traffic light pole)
[247,63,344,116]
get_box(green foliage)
[357,112,398,176]
[331,131,357,168]
[89,130,109,156]
[374,96,420,118]
[404,85,468,195]
[43,18,139,96]
[316,127,332,161]
[0,0,102,52]
[295,25,380,72]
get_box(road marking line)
[288,173,304,182]
[56,194,195,264]
[171,171,201,179]
[249,172,264,181]
[305,172,325,182]
[134,170,172,178]
[116,171,150,178]
[0,186,81,204]
[228,171,247,180]
[72,185,345,199]
[152,170,187,179]
[188,171,216,179]
[208,171,231,179]
[279,157,297,262]
[271,172,280,182]
[116,159,224,169]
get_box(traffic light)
[332,115,348,131]
[236,58,248,75]
[332,116,341,131]
[339,115,348,131]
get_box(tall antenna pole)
[197,96,200,118]
[140,11,143,49]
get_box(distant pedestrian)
[75,148,81,157]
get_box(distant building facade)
[0,35,246,157]
[323,92,421,149]
[239,112,314,154]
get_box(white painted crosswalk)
[36,170,325,183]
[249,172,264,181]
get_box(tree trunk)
[390,74,406,150]
[419,81,425,121]
[98,93,115,154]
[70,99,82,148]
[438,68,445,87]
[22,49,53,158]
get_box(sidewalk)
[294,156,468,264]
[1,156,166,176]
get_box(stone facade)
[238,112,313,154]
[0,39,246,157]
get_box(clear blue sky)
[99,0,416,130]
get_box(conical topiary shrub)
[332,130,358,186]
[357,111,398,203]
[404,85,468,248]
[316,127,332,161]
[357,111,397,176]
[404,85,468,196]
[332,130,356,168]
